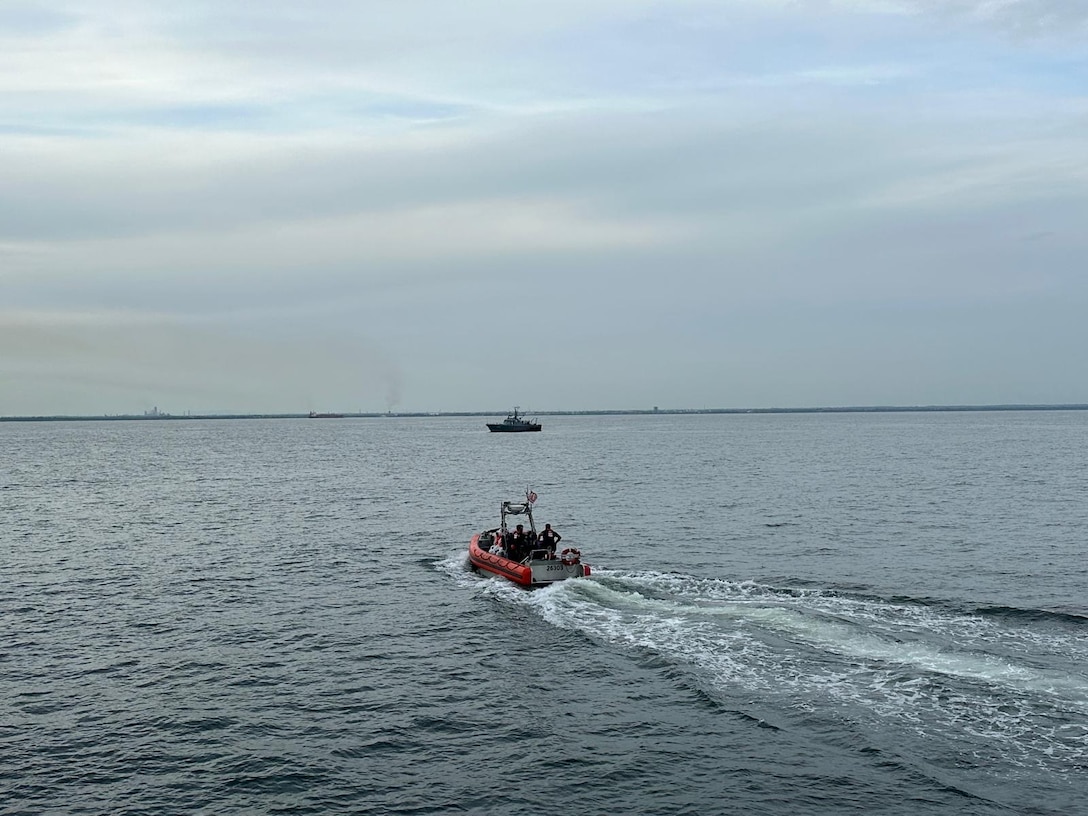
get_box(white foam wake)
[456,565,1088,775]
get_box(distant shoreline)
[3,404,1088,422]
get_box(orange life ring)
[560,547,581,565]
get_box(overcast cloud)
[2,0,1086,414]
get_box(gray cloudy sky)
[2,0,1087,414]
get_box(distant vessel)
[308,411,344,419]
[486,407,541,433]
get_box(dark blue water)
[3,412,1086,815]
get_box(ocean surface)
[3,411,1087,815]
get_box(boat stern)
[528,559,588,585]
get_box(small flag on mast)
[527,491,538,504]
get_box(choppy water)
[3,412,1087,815]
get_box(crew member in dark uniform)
[539,523,561,558]
[509,524,527,561]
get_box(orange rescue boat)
[468,491,590,587]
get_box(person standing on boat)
[539,523,561,558]
[488,536,506,557]
[509,524,527,560]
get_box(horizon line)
[3,403,1088,422]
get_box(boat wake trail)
[457,565,1088,782]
